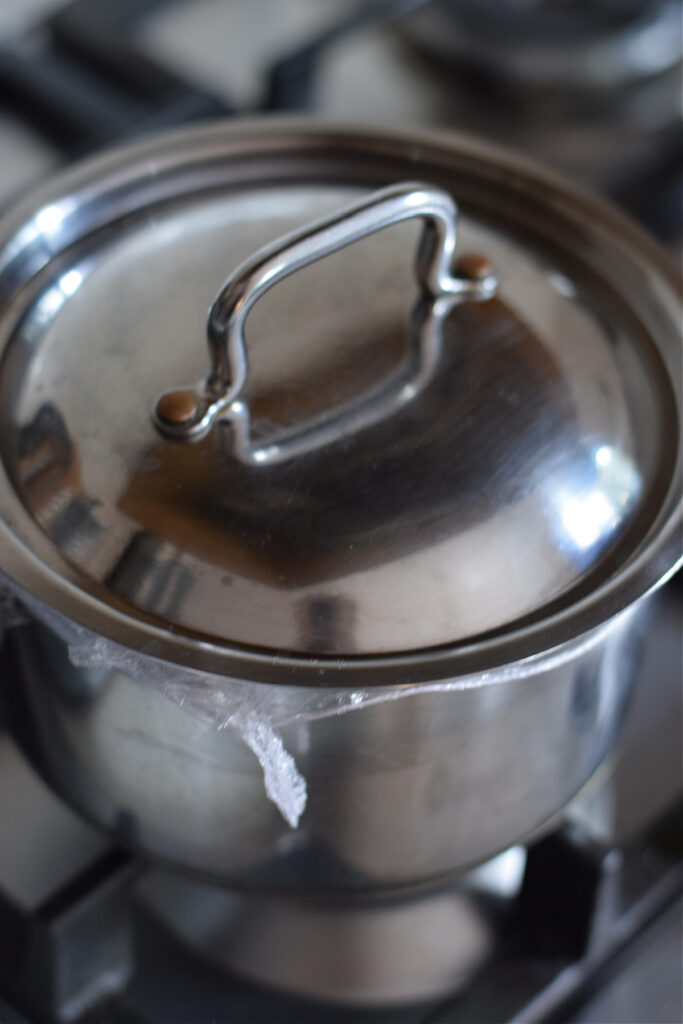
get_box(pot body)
[4,603,644,893]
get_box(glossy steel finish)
[153,181,498,452]
[404,0,683,95]
[7,604,641,892]
[0,121,680,891]
[141,868,496,1004]
[0,121,680,671]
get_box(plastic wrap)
[0,569,636,827]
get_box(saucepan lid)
[0,121,680,683]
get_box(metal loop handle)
[153,181,497,460]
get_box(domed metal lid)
[0,121,680,682]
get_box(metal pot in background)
[400,0,683,204]
[0,121,680,892]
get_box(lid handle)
[153,181,497,461]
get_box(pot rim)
[0,117,680,687]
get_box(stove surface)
[1,0,681,240]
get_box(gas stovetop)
[0,2,681,1022]
[1,0,682,239]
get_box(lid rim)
[0,508,680,686]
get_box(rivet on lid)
[156,390,198,425]
[455,253,493,281]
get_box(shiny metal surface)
[0,122,680,672]
[0,120,679,891]
[398,0,683,193]
[154,181,498,450]
[141,868,496,1004]
[404,1,683,94]
[7,604,641,891]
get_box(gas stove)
[0,2,681,1022]
[1,0,681,238]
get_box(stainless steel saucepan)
[0,121,680,892]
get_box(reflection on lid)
[550,444,641,562]
[16,402,102,557]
